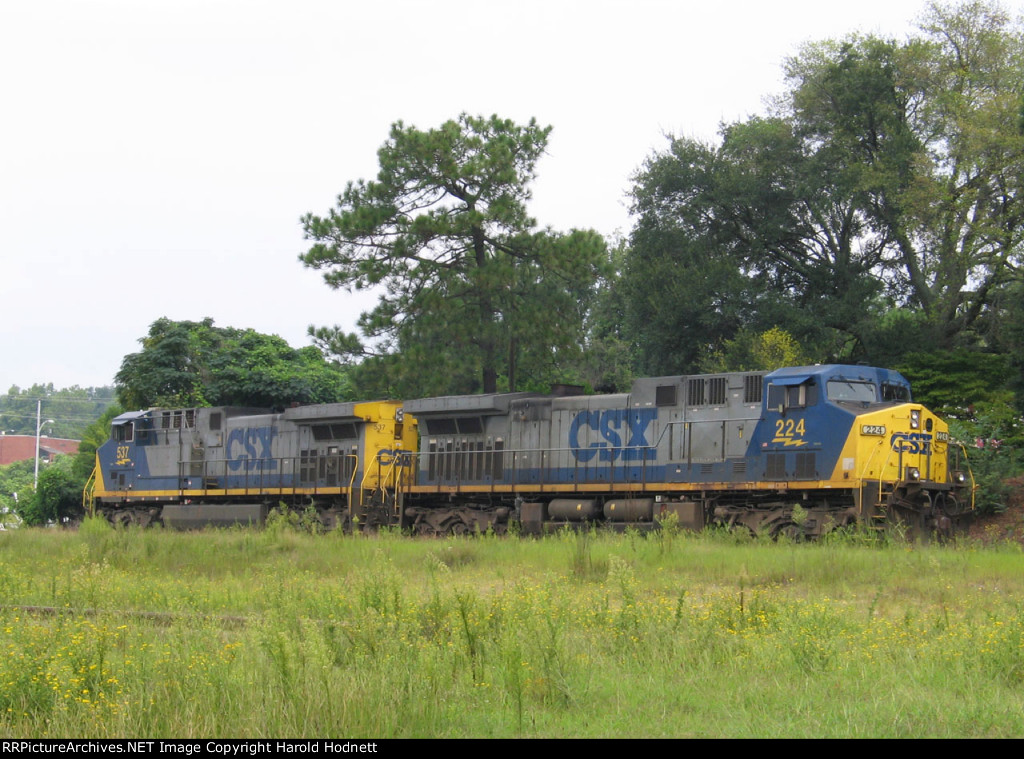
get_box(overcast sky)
[1,0,966,393]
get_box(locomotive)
[88,364,973,538]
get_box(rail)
[411,442,672,492]
[166,453,363,495]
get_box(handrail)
[82,463,98,517]
[372,449,413,517]
[859,438,897,508]
[951,441,977,511]
[417,442,660,489]
[346,454,361,509]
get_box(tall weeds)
[1,523,1023,737]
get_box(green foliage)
[0,459,35,523]
[896,350,1013,418]
[948,399,1024,513]
[17,457,82,526]
[703,327,813,373]
[6,529,1024,737]
[71,405,122,482]
[116,317,352,409]
[0,385,115,440]
[786,2,1024,345]
[301,113,608,396]
[570,240,638,393]
[980,279,1024,410]
[623,138,762,375]
[621,1,1024,379]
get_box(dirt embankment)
[967,477,1024,544]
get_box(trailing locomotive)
[89,401,417,530]
[88,365,973,538]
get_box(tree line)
[294,0,1024,508]
[295,3,1023,408]
[106,1,1024,419]
[0,385,115,440]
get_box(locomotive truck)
[88,364,973,538]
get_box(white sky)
[0,0,958,392]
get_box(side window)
[768,382,816,410]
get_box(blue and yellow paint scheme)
[91,401,417,528]
[88,365,971,537]
[403,365,971,536]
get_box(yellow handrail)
[82,463,98,517]
[952,442,977,512]
[373,450,410,516]
[345,454,361,510]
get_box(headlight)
[906,466,921,481]
[952,471,967,484]
[910,410,921,430]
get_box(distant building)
[0,434,80,466]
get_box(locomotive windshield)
[827,380,876,403]
[881,382,911,402]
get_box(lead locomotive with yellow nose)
[89,364,972,538]
[703,365,971,538]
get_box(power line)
[0,412,109,424]
[0,396,118,404]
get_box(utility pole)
[34,400,54,489]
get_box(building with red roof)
[0,435,80,466]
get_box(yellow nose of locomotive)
[839,404,953,485]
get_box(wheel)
[771,522,804,542]
[447,521,469,536]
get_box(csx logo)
[377,449,413,466]
[568,409,657,462]
[890,432,932,454]
[226,427,278,471]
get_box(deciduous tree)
[115,318,351,409]
[782,0,1024,347]
[623,1,1024,377]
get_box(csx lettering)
[569,409,657,462]
[226,427,278,471]
[378,448,413,466]
[891,432,932,454]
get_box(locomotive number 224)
[773,418,806,444]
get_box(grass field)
[1,517,1023,738]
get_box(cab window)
[881,382,910,402]
[827,381,877,403]
[768,382,817,410]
